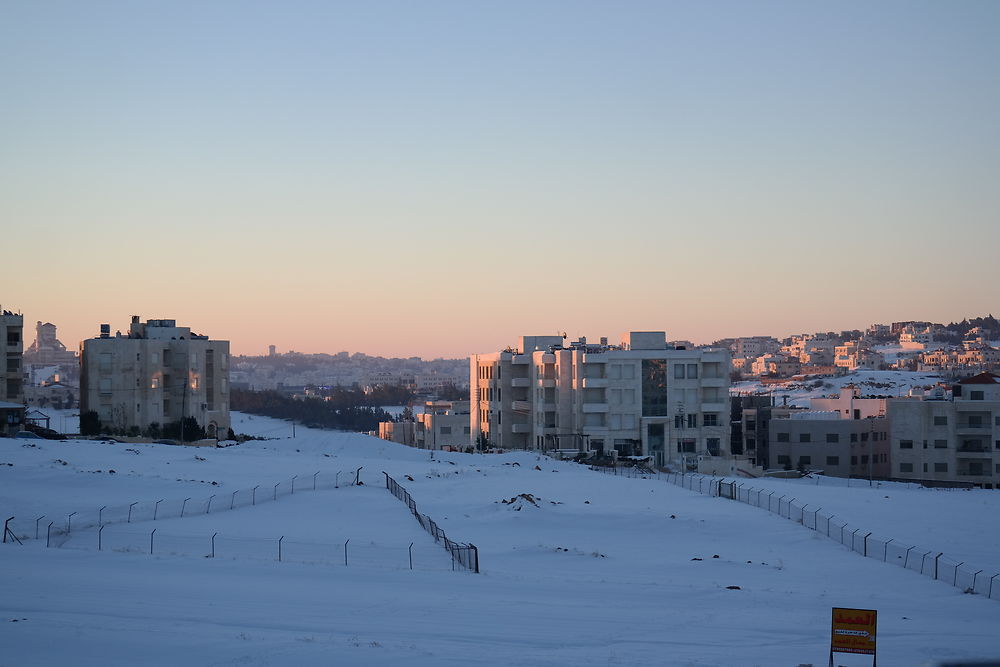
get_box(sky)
[3,1,999,358]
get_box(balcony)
[582,402,609,413]
[700,376,728,388]
[512,423,531,434]
[511,377,530,387]
[582,377,608,388]
[957,443,991,453]
[957,468,993,478]
[537,378,556,388]
[541,353,556,363]
[956,423,992,435]
[511,400,531,414]
[701,401,728,412]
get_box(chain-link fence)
[3,469,355,547]
[591,465,1000,601]
[48,523,455,571]
[383,472,479,573]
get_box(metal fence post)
[409,542,414,570]
[206,495,215,514]
[336,471,341,488]
[181,497,191,517]
[291,475,297,494]
[212,532,217,558]
[273,482,279,500]
[935,552,942,579]
[150,529,156,554]
[154,499,164,520]
[863,532,872,557]
[67,511,77,533]
[989,573,999,599]
[884,539,893,562]
[35,515,45,539]
[954,562,964,586]
[972,570,984,593]
[127,502,138,523]
[99,524,104,551]
[252,486,259,505]
[278,536,284,562]
[354,467,363,486]
[46,521,53,548]
[313,471,319,490]
[230,491,237,510]
[904,545,916,569]
[344,539,350,566]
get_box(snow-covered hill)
[2,413,998,666]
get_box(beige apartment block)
[888,373,1000,489]
[80,316,230,437]
[471,332,731,468]
[768,411,890,479]
[1,309,25,435]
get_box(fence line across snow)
[3,468,355,547]
[382,472,479,573]
[590,465,1000,601]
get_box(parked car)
[13,431,42,439]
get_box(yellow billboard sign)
[831,607,877,656]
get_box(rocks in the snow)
[713,554,720,559]
[405,475,414,481]
[691,557,702,561]
[533,465,541,470]
[669,514,677,519]
[726,585,741,590]
[500,493,540,510]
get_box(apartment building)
[889,373,1000,489]
[1,309,25,435]
[733,336,781,359]
[80,316,230,437]
[768,410,890,478]
[471,332,731,468]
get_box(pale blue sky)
[3,1,999,356]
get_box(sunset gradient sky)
[3,1,999,358]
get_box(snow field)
[2,413,1000,665]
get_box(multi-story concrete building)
[1,308,25,435]
[768,410,890,479]
[733,336,781,359]
[888,373,1000,489]
[24,321,77,366]
[80,316,230,437]
[415,400,471,450]
[471,331,731,469]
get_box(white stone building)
[888,373,1000,489]
[1,308,25,435]
[80,316,230,437]
[470,332,731,469]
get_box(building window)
[706,438,720,456]
[703,414,718,427]
[933,416,947,426]
[899,440,913,449]
[777,455,790,465]
[850,433,858,442]
[934,439,948,449]
[673,364,685,379]
[686,364,699,379]
[851,456,857,465]
[687,413,697,428]
[826,456,839,466]
[798,456,811,465]
[900,462,913,473]
[641,359,669,416]
[777,432,789,442]
[826,433,839,443]
[151,378,160,389]
[440,426,452,435]
[970,390,984,401]
[934,462,948,473]
[799,433,811,443]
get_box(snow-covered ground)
[2,413,999,666]
[732,370,946,407]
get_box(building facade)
[471,332,731,468]
[80,317,230,437]
[1,309,25,435]
[888,373,1000,489]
